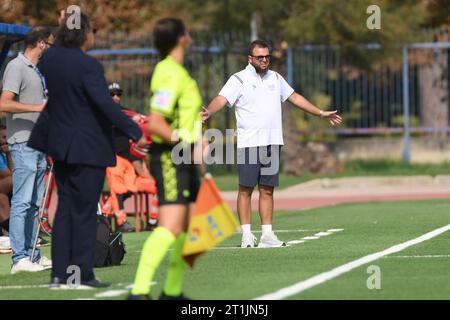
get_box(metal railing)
[89,47,247,130]
[2,37,449,163]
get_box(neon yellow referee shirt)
[150,56,202,144]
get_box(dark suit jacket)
[28,44,142,167]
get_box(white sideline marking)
[287,240,305,245]
[314,232,332,237]
[213,245,291,250]
[95,290,128,298]
[302,236,320,240]
[384,255,450,259]
[134,228,342,253]
[250,229,321,234]
[255,224,450,300]
[49,284,93,290]
[0,284,49,290]
[125,281,157,290]
[135,245,293,252]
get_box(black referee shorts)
[149,144,200,206]
[237,145,281,188]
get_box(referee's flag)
[182,173,239,267]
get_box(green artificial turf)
[1,199,450,300]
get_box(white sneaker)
[258,232,286,248]
[11,258,45,274]
[241,233,257,248]
[0,236,11,254]
[37,256,52,269]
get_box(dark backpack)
[94,215,126,268]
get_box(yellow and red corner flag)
[183,173,239,267]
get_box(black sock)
[117,194,125,210]
[123,192,133,201]
[0,218,9,232]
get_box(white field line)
[0,281,156,295]
[287,240,305,245]
[384,255,450,259]
[212,245,292,250]
[250,229,322,234]
[314,232,333,237]
[255,224,450,300]
[135,228,343,252]
[197,228,343,250]
[302,236,320,240]
[92,282,158,299]
[0,284,49,290]
[95,290,128,298]
[134,228,345,252]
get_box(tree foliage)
[1,0,447,62]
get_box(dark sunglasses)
[251,55,271,62]
[110,92,122,97]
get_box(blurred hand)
[0,144,9,154]
[322,110,343,126]
[136,135,148,148]
[193,137,209,165]
[131,115,140,123]
[58,10,65,26]
[35,100,47,112]
[200,107,211,123]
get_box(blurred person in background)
[0,26,54,274]
[102,82,156,232]
[0,125,12,238]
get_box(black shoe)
[80,278,111,288]
[117,221,135,233]
[127,293,152,300]
[49,277,67,289]
[159,291,190,300]
[145,222,157,231]
[37,237,50,248]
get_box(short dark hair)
[153,18,186,57]
[24,27,53,48]
[249,40,270,56]
[57,12,92,48]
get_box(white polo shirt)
[219,64,294,148]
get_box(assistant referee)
[129,17,202,300]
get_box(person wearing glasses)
[99,82,138,233]
[101,82,157,233]
[201,40,342,248]
[0,27,54,274]
[28,12,143,288]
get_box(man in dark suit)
[28,12,143,289]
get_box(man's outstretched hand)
[322,110,342,126]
